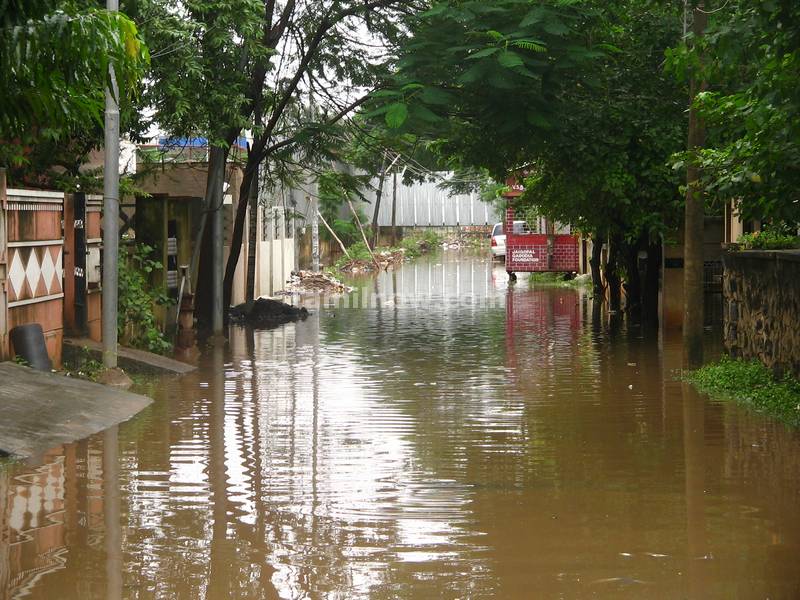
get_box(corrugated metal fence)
[360,179,502,227]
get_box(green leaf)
[410,104,443,123]
[596,43,623,54]
[520,7,549,28]
[371,89,402,98]
[362,105,391,119]
[420,87,455,105]
[543,19,569,36]
[385,103,409,129]
[498,50,524,68]
[512,39,547,53]
[467,47,500,60]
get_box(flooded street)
[2,252,800,599]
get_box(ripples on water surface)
[2,253,800,599]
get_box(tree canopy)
[0,0,148,170]
[372,1,687,238]
[367,0,603,176]
[670,0,800,224]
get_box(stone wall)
[723,250,800,378]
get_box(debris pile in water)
[229,298,309,328]
[282,271,353,294]
[339,249,406,274]
[441,238,466,251]
[440,235,486,251]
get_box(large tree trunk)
[643,238,662,325]
[209,146,227,335]
[683,2,708,367]
[190,147,226,294]
[623,235,644,314]
[223,156,258,318]
[245,161,259,303]
[589,232,604,299]
[605,233,623,313]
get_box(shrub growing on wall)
[118,244,173,355]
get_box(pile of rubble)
[229,298,309,329]
[282,271,353,295]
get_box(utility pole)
[391,171,398,245]
[683,1,708,367]
[102,0,120,369]
[311,196,320,272]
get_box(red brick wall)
[505,206,579,272]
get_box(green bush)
[400,230,442,257]
[400,236,423,258]
[737,226,800,250]
[419,229,443,248]
[330,218,361,247]
[686,357,800,426]
[347,241,374,261]
[118,244,174,355]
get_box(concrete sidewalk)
[0,363,152,459]
[63,338,197,375]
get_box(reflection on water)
[2,253,800,599]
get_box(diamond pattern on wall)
[25,250,40,294]
[53,247,63,292]
[7,250,26,303]
[6,244,64,304]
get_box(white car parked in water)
[491,221,528,259]
[490,223,505,259]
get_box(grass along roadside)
[528,272,591,287]
[686,357,800,427]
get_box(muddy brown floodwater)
[2,253,800,599]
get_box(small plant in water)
[528,272,589,287]
[686,356,800,427]
[63,347,106,381]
